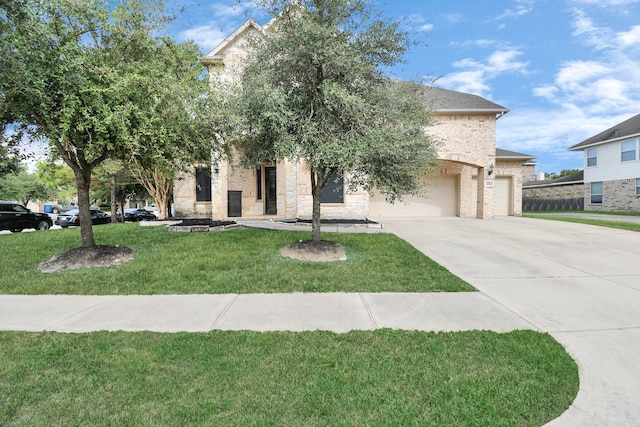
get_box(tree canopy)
[1,0,215,246]
[231,0,439,241]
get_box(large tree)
[123,39,217,220]
[0,167,51,205]
[232,0,438,242]
[0,0,210,247]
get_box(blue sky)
[168,0,640,175]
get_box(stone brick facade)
[523,183,585,200]
[429,114,498,219]
[172,17,524,221]
[587,179,640,212]
[496,159,526,216]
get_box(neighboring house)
[569,113,640,212]
[522,171,585,211]
[174,18,534,220]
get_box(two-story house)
[569,113,640,212]
[173,18,533,221]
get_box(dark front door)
[265,167,277,215]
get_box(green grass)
[0,224,472,294]
[525,215,640,232]
[524,210,640,216]
[0,329,578,426]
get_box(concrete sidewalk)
[0,292,533,333]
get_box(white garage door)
[369,175,458,218]
[472,177,513,217]
[495,177,512,216]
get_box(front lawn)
[0,224,473,294]
[525,215,640,233]
[0,329,578,426]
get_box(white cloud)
[501,7,640,171]
[440,13,463,24]
[618,25,640,47]
[404,14,434,33]
[210,3,249,18]
[532,11,640,115]
[180,25,229,52]
[493,0,535,21]
[436,49,528,97]
[555,60,610,87]
[435,71,490,95]
[569,0,640,5]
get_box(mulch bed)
[280,240,347,262]
[172,219,237,227]
[38,245,134,273]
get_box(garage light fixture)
[488,164,494,176]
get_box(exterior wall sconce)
[488,164,494,176]
[213,165,220,174]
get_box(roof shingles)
[569,113,640,150]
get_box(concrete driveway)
[383,216,640,427]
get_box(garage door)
[368,175,458,218]
[472,176,513,216]
[495,177,512,216]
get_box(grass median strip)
[0,329,577,426]
[525,215,640,233]
[0,224,472,294]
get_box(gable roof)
[201,18,265,64]
[496,148,535,161]
[569,113,640,151]
[425,86,509,117]
[523,170,584,189]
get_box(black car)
[55,208,111,228]
[0,201,53,232]
[116,208,157,222]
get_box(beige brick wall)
[429,113,497,219]
[496,160,525,216]
[173,166,213,218]
[523,184,585,199]
[586,179,640,212]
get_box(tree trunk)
[74,170,96,248]
[110,172,117,223]
[129,164,172,220]
[310,169,323,242]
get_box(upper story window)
[587,147,598,167]
[621,140,637,162]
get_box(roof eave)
[523,180,584,189]
[569,132,640,151]
[436,108,510,115]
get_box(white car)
[143,204,159,217]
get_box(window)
[621,140,636,162]
[636,178,640,196]
[587,148,598,167]
[590,182,603,204]
[321,175,344,204]
[195,167,212,202]
[256,167,262,200]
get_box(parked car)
[116,208,157,222]
[55,208,111,228]
[0,201,53,232]
[50,202,78,214]
[50,202,100,214]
